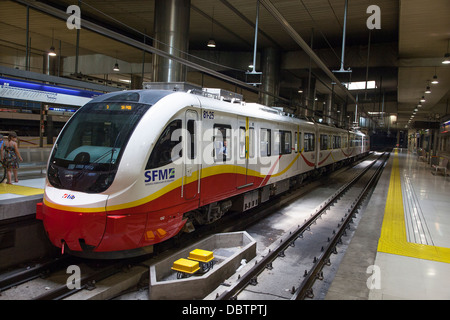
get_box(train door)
[295,127,300,171]
[182,109,200,200]
[237,116,255,189]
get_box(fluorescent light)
[343,81,377,90]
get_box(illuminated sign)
[0,77,99,106]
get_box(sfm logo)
[144,168,175,184]
[62,194,76,200]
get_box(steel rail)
[216,153,386,300]
[291,152,389,299]
[33,262,127,300]
[0,257,70,293]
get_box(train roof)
[90,89,173,105]
[91,85,366,136]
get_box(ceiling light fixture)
[207,39,216,48]
[432,67,439,84]
[431,75,439,84]
[113,51,120,71]
[48,46,57,57]
[207,6,216,48]
[442,39,450,64]
[443,53,450,64]
[420,96,426,103]
[425,80,431,94]
[48,29,57,57]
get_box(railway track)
[0,153,385,300]
[215,152,389,300]
[0,256,137,300]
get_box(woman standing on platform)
[1,131,23,184]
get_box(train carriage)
[37,84,369,258]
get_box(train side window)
[240,127,255,159]
[187,119,196,160]
[146,119,182,169]
[333,136,341,149]
[249,128,255,158]
[320,134,329,150]
[304,133,315,152]
[239,127,246,159]
[294,132,301,153]
[279,130,292,154]
[260,128,271,157]
[343,135,348,148]
[274,131,280,155]
[213,124,231,162]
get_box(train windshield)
[48,102,151,193]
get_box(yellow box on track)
[171,258,200,274]
[188,249,214,263]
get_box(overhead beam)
[259,0,357,105]
[218,0,280,48]
[191,4,252,49]
[14,0,262,94]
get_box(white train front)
[36,86,369,257]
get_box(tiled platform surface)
[326,149,450,300]
[0,176,45,220]
[0,178,45,200]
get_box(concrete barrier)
[149,231,256,300]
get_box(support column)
[305,77,316,118]
[152,0,191,82]
[326,94,333,125]
[131,74,143,89]
[43,53,57,76]
[259,47,280,107]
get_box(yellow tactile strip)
[0,183,44,197]
[377,150,450,263]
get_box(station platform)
[326,148,450,300]
[0,176,45,221]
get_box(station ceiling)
[1,0,449,129]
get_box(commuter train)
[36,83,369,258]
